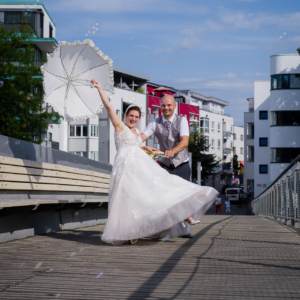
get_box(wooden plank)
[0,156,111,179]
[0,165,109,183]
[0,173,109,189]
[0,182,109,194]
[0,214,300,299]
[0,198,108,208]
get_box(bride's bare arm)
[91,79,124,134]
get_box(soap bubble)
[0,80,4,88]
[96,271,104,279]
[23,9,31,17]
[75,212,79,216]
[21,263,25,267]
[70,252,76,257]
[46,228,52,234]
[56,294,61,298]
[35,262,43,269]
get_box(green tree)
[188,125,221,183]
[232,154,240,174]
[0,22,60,144]
[297,47,300,55]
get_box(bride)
[91,79,218,245]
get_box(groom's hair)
[126,106,141,118]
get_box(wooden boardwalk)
[1,215,300,300]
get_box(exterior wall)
[178,103,199,125]
[270,54,300,75]
[233,126,244,162]
[254,81,271,198]
[222,115,234,165]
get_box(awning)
[240,161,244,166]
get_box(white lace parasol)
[41,39,114,121]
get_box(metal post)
[189,152,192,182]
[197,162,201,185]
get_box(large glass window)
[290,75,300,88]
[69,125,88,137]
[271,111,300,126]
[271,74,300,90]
[271,148,300,163]
[90,125,99,137]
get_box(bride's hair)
[125,106,141,118]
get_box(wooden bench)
[0,155,110,209]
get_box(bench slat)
[0,198,108,208]
[0,165,109,183]
[0,156,110,179]
[0,173,109,189]
[0,182,109,193]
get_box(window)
[217,139,221,149]
[259,138,268,147]
[205,118,209,133]
[205,136,209,147]
[259,111,268,120]
[211,121,215,131]
[271,148,300,163]
[71,152,88,158]
[200,117,209,133]
[231,125,233,132]
[271,74,300,89]
[259,165,268,174]
[271,111,300,126]
[0,12,4,23]
[240,135,243,141]
[49,132,52,142]
[233,147,236,154]
[90,125,99,137]
[233,133,236,140]
[217,122,221,132]
[90,151,99,161]
[69,125,88,137]
[240,147,243,154]
[49,25,53,38]
[230,141,233,148]
[211,139,215,149]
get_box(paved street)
[1,215,300,299]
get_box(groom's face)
[161,95,176,118]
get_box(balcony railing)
[247,134,254,139]
[223,131,232,138]
[223,148,232,155]
[247,157,254,162]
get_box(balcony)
[223,131,232,139]
[3,23,37,36]
[223,148,232,155]
[247,157,254,162]
[247,134,254,139]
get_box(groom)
[142,94,190,180]
[142,94,192,237]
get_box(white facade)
[244,53,300,198]
[233,126,244,162]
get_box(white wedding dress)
[101,125,218,245]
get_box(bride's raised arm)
[91,79,125,134]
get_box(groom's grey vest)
[154,115,189,167]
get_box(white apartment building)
[188,92,234,191]
[233,126,244,162]
[244,53,300,198]
[244,97,254,197]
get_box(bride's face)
[126,110,140,129]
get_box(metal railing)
[223,131,232,138]
[247,134,254,139]
[251,154,300,225]
[247,157,254,162]
[223,148,231,155]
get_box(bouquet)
[142,150,165,162]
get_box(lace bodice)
[114,126,143,151]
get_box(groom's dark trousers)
[159,161,191,182]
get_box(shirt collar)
[162,114,175,124]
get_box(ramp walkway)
[1,215,300,299]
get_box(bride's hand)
[141,146,159,154]
[91,79,103,91]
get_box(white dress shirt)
[143,114,189,163]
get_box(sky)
[17,0,300,124]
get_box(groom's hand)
[164,150,175,158]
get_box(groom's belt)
[162,161,189,169]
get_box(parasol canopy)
[41,40,114,120]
